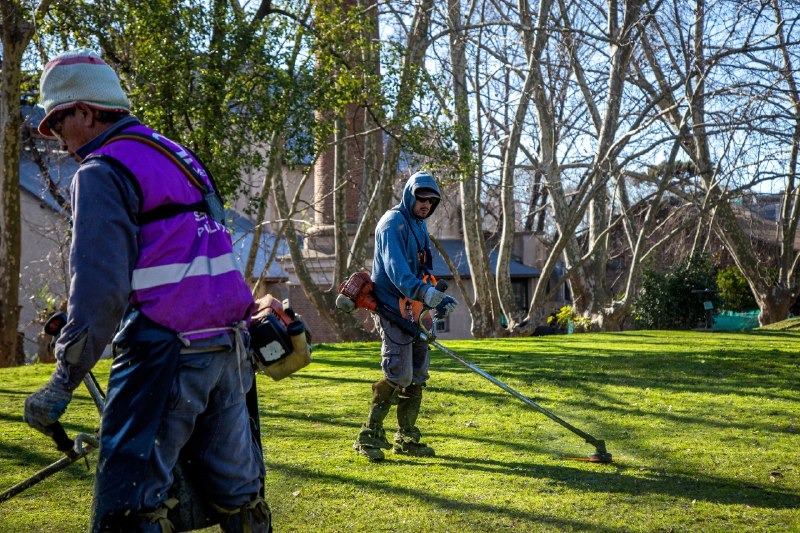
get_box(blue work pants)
[90,310,264,531]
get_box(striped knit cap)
[38,49,130,137]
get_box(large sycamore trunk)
[754,287,795,327]
[0,7,37,366]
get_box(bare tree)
[492,0,649,332]
[635,0,800,325]
[494,0,555,331]
[444,0,502,337]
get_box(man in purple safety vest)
[23,49,269,532]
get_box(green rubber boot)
[393,383,435,457]
[353,379,396,462]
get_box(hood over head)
[401,171,441,219]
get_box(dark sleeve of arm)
[52,160,139,390]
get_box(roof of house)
[19,150,77,215]
[430,239,541,279]
[229,212,289,281]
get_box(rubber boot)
[353,379,396,462]
[393,383,435,457]
[215,498,272,533]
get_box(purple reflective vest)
[90,124,255,339]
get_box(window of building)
[512,280,528,312]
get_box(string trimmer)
[0,312,102,504]
[336,272,613,464]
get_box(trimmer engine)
[336,272,377,312]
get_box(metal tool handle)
[0,431,98,504]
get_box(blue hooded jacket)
[372,171,441,310]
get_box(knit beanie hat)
[38,49,130,137]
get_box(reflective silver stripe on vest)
[131,254,239,290]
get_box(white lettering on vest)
[195,212,224,237]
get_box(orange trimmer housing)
[337,272,378,311]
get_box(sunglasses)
[415,196,436,205]
[46,108,75,137]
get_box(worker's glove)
[24,379,73,436]
[423,286,447,308]
[436,296,458,317]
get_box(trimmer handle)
[41,314,76,454]
[433,279,450,319]
[46,422,75,454]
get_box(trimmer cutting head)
[562,451,613,463]
[563,441,613,464]
[587,450,613,463]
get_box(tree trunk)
[754,286,795,326]
[0,1,53,366]
[332,114,349,286]
[497,0,554,330]
[447,0,497,337]
[245,152,274,289]
[550,0,646,328]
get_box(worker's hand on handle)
[436,296,458,318]
[423,286,447,307]
[45,422,76,453]
[24,379,73,446]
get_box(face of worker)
[413,196,435,218]
[47,103,102,162]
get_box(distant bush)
[548,305,591,332]
[634,253,721,329]
[716,265,757,311]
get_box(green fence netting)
[712,310,760,331]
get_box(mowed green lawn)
[0,329,798,532]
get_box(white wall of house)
[19,189,69,359]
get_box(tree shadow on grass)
[427,378,797,436]
[260,406,799,513]
[431,452,800,510]
[428,343,798,404]
[265,460,626,533]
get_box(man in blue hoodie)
[353,171,458,462]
